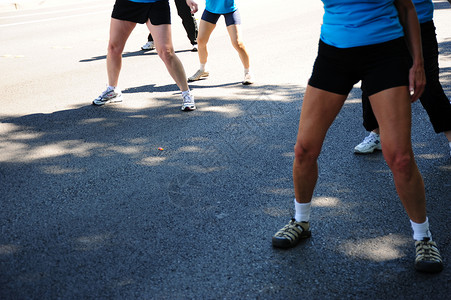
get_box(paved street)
[1,0,450,298]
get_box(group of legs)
[272,35,444,273]
[141,0,199,52]
[94,0,253,110]
[94,0,445,274]
[354,20,451,157]
[93,0,196,111]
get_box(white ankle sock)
[107,85,116,91]
[200,64,206,72]
[182,90,191,96]
[294,199,311,222]
[244,68,250,75]
[410,218,432,241]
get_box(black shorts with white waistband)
[111,0,171,25]
[308,37,410,96]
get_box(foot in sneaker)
[414,238,443,273]
[93,87,123,106]
[242,72,254,85]
[181,92,196,111]
[272,219,311,249]
[188,69,209,82]
[354,132,382,154]
[141,41,155,51]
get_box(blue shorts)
[201,9,241,26]
[309,37,410,96]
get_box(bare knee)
[157,47,175,63]
[385,151,415,178]
[231,39,245,51]
[108,42,124,58]
[294,143,320,165]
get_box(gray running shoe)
[354,132,382,154]
[93,87,123,106]
[272,219,311,249]
[181,92,196,111]
[414,238,443,273]
[188,69,209,82]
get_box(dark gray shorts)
[112,0,171,25]
[309,37,410,96]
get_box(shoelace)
[416,240,442,262]
[183,93,194,104]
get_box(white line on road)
[0,10,109,27]
[0,4,111,19]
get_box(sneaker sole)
[92,97,123,106]
[354,147,382,154]
[272,231,311,249]
[188,73,209,82]
[415,261,444,273]
[181,105,196,111]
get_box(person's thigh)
[147,22,173,51]
[369,86,412,154]
[226,24,242,46]
[109,18,136,50]
[197,19,216,44]
[296,85,347,154]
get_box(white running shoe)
[188,69,209,82]
[242,73,254,85]
[93,87,123,106]
[181,92,196,111]
[354,132,382,154]
[141,41,155,51]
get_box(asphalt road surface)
[1,0,450,299]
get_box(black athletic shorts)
[308,37,410,96]
[111,0,171,25]
[201,9,241,26]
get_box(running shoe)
[354,132,382,154]
[141,41,155,51]
[181,92,196,111]
[92,87,123,106]
[188,69,209,82]
[242,73,254,85]
[272,219,311,249]
[414,238,443,273]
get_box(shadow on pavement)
[0,84,449,298]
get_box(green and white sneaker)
[414,238,443,273]
[272,218,311,249]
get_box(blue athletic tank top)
[206,0,237,14]
[413,0,434,23]
[320,0,404,48]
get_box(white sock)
[181,90,191,96]
[410,218,432,241]
[200,64,206,72]
[244,68,250,75]
[294,199,311,222]
[107,85,116,91]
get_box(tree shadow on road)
[0,84,449,299]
